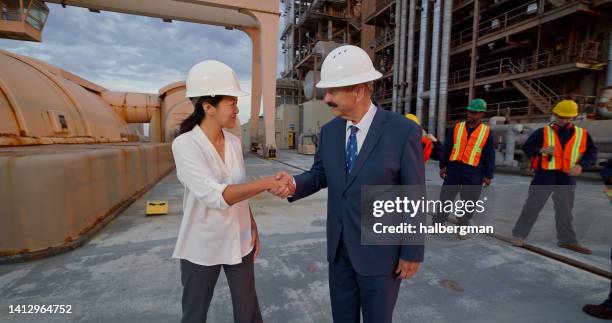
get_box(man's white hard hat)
[185,60,249,98]
[316,45,382,88]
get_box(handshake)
[262,171,296,198]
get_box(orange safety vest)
[541,124,587,173]
[449,121,490,166]
[422,136,433,162]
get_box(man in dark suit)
[270,45,425,323]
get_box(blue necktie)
[346,125,359,175]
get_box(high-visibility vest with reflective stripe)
[422,136,433,162]
[449,121,490,166]
[541,125,587,173]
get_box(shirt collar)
[346,102,377,133]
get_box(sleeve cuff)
[579,160,590,169]
[215,182,230,209]
[400,245,424,262]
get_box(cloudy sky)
[0,3,284,124]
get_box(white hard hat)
[185,60,249,98]
[316,45,382,88]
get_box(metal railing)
[374,89,393,102]
[515,41,602,70]
[451,26,474,48]
[364,0,395,23]
[448,95,599,120]
[478,2,540,37]
[0,0,48,31]
[297,0,349,23]
[449,99,533,119]
[294,41,324,66]
[276,94,306,106]
[370,30,394,49]
[0,4,22,21]
[25,0,47,30]
[507,60,558,107]
[448,41,603,87]
[451,1,580,49]
[374,0,395,13]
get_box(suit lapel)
[343,108,387,193]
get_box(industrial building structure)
[278,0,612,164]
[362,0,612,140]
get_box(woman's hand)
[250,217,260,259]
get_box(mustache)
[327,102,338,108]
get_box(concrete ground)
[0,150,610,323]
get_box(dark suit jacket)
[289,107,426,276]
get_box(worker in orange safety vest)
[433,99,495,239]
[511,99,597,254]
[405,113,443,163]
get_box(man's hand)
[540,146,555,155]
[268,171,296,198]
[482,177,492,187]
[568,164,582,177]
[439,167,447,179]
[395,259,420,280]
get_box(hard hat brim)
[553,111,578,118]
[185,89,250,98]
[315,70,383,88]
[466,107,486,112]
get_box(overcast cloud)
[0,3,284,124]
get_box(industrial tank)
[0,49,174,262]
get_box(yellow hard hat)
[405,113,420,126]
[552,100,578,118]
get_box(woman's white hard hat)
[185,60,249,98]
[316,45,383,88]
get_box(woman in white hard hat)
[172,60,290,323]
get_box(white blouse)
[171,125,253,266]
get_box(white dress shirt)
[345,102,377,154]
[172,125,252,266]
[291,103,378,190]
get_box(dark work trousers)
[180,249,263,323]
[512,170,578,244]
[434,162,484,226]
[329,242,401,323]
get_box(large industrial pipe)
[416,0,429,121]
[437,0,452,140]
[597,29,612,119]
[503,125,523,166]
[403,0,416,115]
[101,91,160,123]
[392,0,402,112]
[607,29,612,88]
[397,0,408,114]
[428,0,442,133]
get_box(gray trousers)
[512,184,577,244]
[180,250,263,323]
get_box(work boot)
[558,242,592,255]
[510,236,524,247]
[582,301,612,320]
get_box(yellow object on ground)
[146,200,169,216]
